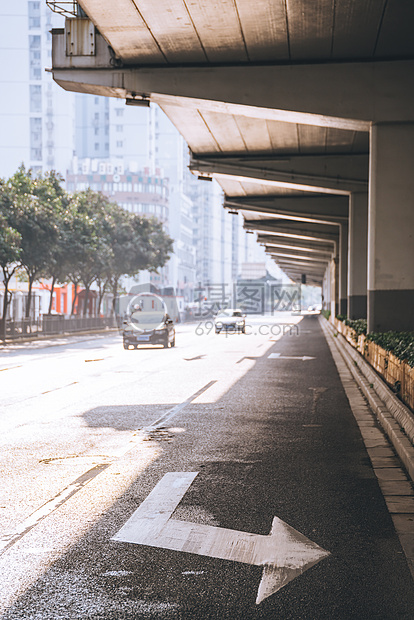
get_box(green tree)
[0,182,21,339]
[67,189,113,316]
[7,166,63,318]
[42,172,71,314]
[107,211,174,311]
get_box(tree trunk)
[48,275,57,314]
[25,275,34,319]
[97,279,107,316]
[83,284,90,317]
[1,266,17,340]
[111,278,119,316]
[1,271,10,341]
[71,282,78,315]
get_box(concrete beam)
[225,195,348,224]
[51,32,414,128]
[279,275,324,285]
[244,219,340,246]
[191,154,368,195]
[275,255,327,269]
[265,249,331,263]
[273,260,327,274]
[258,235,335,255]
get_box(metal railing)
[46,2,86,18]
[1,316,117,341]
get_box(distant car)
[123,309,175,349]
[214,309,246,334]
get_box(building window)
[94,128,99,135]
[116,141,123,148]
[94,97,99,104]
[29,85,42,113]
[94,142,99,150]
[30,117,42,151]
[116,125,123,132]
[29,35,41,80]
[94,112,99,120]
[28,2,41,29]
[115,108,124,117]
[30,148,42,161]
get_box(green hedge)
[366,331,414,368]
[344,318,367,337]
[335,316,414,367]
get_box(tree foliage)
[6,166,64,317]
[0,182,21,337]
[0,166,174,320]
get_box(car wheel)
[123,342,129,349]
[171,337,175,347]
[215,328,220,334]
[163,338,169,348]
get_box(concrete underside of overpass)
[49,0,414,332]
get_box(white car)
[214,309,246,334]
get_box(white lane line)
[0,464,109,555]
[0,382,216,555]
[268,353,315,361]
[144,381,217,431]
[112,472,330,604]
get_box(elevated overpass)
[49,0,414,331]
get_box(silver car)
[214,309,246,334]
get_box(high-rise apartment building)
[0,4,276,313]
[72,94,198,300]
[0,1,75,178]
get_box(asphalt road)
[0,315,413,619]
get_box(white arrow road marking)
[111,472,330,604]
[268,353,315,361]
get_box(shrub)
[366,331,414,368]
[345,318,367,338]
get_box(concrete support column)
[330,257,339,317]
[322,266,329,311]
[368,123,414,332]
[339,222,348,316]
[348,193,368,319]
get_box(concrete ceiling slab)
[78,0,414,65]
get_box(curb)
[320,316,414,482]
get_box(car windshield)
[217,310,242,317]
[129,310,165,330]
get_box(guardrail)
[331,317,414,413]
[1,316,117,341]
